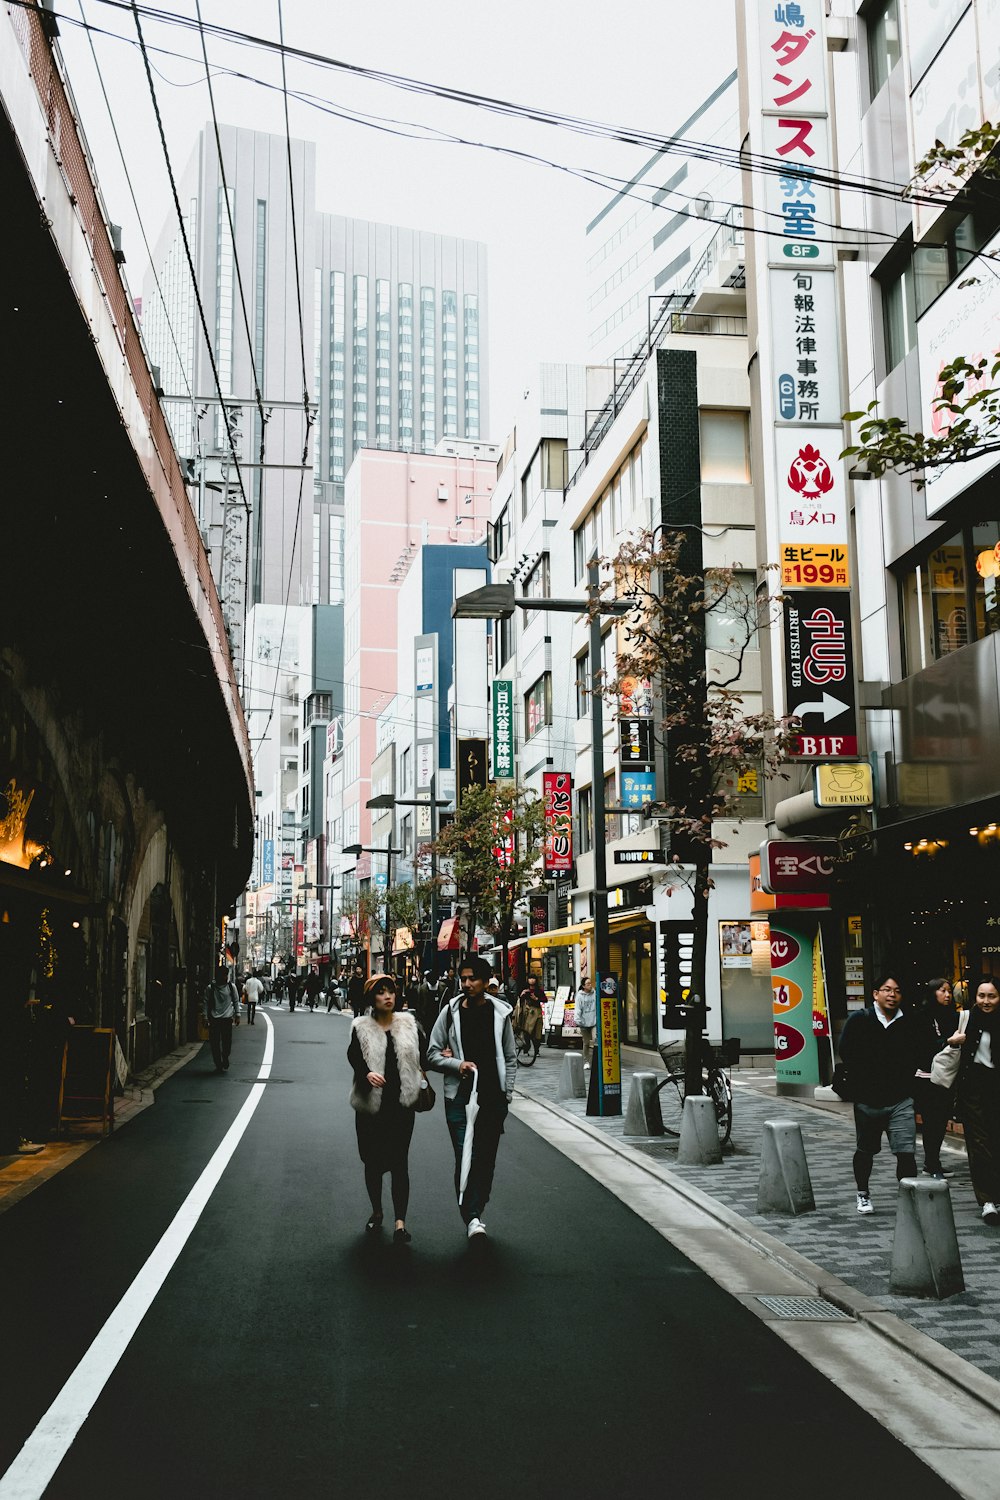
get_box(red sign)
[543,771,573,874]
[760,839,835,894]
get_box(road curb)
[513,1085,1000,1423]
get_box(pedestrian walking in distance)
[427,953,517,1241]
[348,974,429,1244]
[574,975,597,1067]
[242,971,263,1026]
[838,973,920,1213]
[953,975,1000,1225]
[202,964,241,1075]
[347,964,366,1019]
[912,977,957,1177]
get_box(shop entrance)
[611,924,656,1049]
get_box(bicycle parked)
[655,1035,739,1146]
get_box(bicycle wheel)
[656,1073,685,1134]
[709,1070,733,1146]
[515,1032,537,1067]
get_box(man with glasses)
[838,974,920,1213]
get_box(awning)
[437,916,461,951]
[520,922,590,950]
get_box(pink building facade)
[340,445,496,878]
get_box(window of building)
[577,784,593,854]
[523,553,550,600]
[442,290,458,438]
[400,745,412,795]
[576,649,590,718]
[398,283,414,451]
[497,610,516,670]
[353,275,369,448]
[700,409,751,484]
[464,293,480,439]
[491,501,511,562]
[376,279,391,447]
[330,271,346,479]
[400,814,413,860]
[572,434,648,581]
[704,572,757,654]
[521,439,568,516]
[901,529,974,672]
[420,287,436,448]
[867,0,900,98]
[524,674,552,739]
[881,256,917,372]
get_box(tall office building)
[142,124,489,631]
[584,71,740,365]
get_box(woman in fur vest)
[347,973,429,1244]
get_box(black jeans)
[912,1077,952,1172]
[208,1017,234,1071]
[961,1064,1000,1206]
[445,1095,507,1224]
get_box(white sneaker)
[982,1202,1000,1225]
[856,1193,874,1215]
[467,1218,487,1239]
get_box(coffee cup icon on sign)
[826,765,864,793]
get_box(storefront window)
[970,522,1000,641]
[901,532,969,672]
[611,927,656,1047]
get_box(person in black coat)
[912,977,958,1178]
[953,975,1000,1225]
[838,973,921,1214]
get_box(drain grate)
[756,1295,853,1321]
[287,1040,326,1045]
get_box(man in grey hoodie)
[427,954,517,1240]
[202,964,241,1074]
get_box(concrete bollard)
[677,1094,723,1165]
[756,1120,816,1215]
[623,1072,664,1136]
[890,1177,965,1299]
[557,1051,586,1100]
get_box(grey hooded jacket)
[427,995,518,1102]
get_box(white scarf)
[350,1013,422,1113]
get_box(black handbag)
[831,1062,854,1101]
[414,1076,436,1113]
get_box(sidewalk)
[0,1041,201,1215]
[513,1048,1000,1385]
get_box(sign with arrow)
[782,592,858,758]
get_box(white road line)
[0,1013,276,1500]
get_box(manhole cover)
[756,1296,853,1321]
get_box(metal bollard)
[890,1177,965,1299]
[756,1120,815,1215]
[623,1072,664,1135]
[677,1094,723,1165]
[557,1051,586,1100]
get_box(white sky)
[58,0,736,438]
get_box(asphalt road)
[0,1006,957,1499]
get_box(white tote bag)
[929,1009,969,1090]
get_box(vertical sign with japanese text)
[586,973,622,1117]
[542,771,573,874]
[749,0,858,785]
[770,916,821,1088]
[492,678,515,782]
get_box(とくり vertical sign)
[542,771,573,874]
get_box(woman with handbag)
[912,977,958,1178]
[953,975,1000,1225]
[516,977,546,1062]
[347,974,433,1245]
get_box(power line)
[127,0,252,529]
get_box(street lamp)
[367,787,451,975]
[453,559,633,1115]
[344,842,404,967]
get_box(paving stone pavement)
[515,1048,1000,1383]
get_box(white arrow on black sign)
[792,692,851,722]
